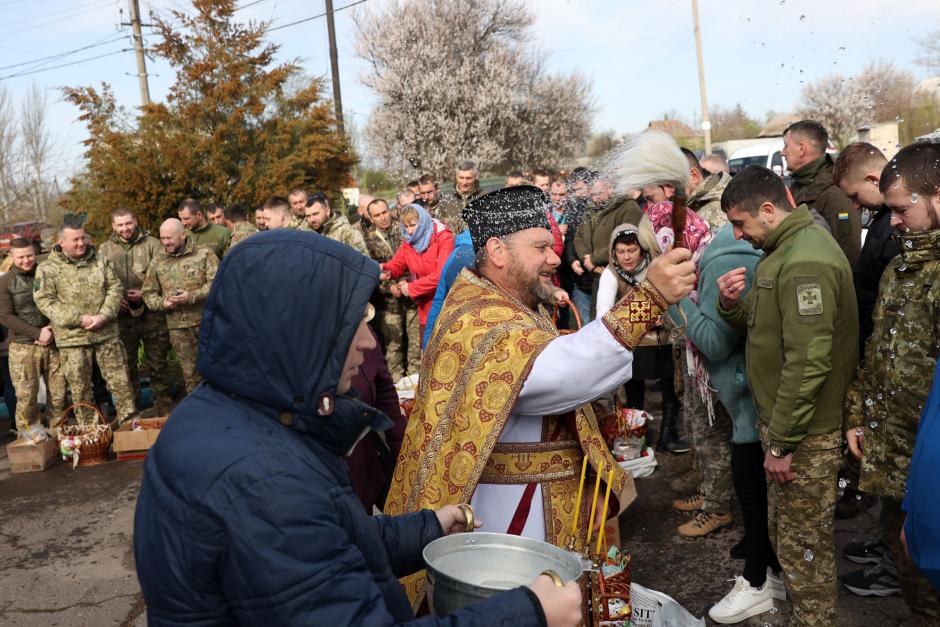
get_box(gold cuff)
[602,280,669,351]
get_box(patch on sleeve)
[796,281,823,316]
[838,212,850,221]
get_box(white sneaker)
[766,567,787,601]
[708,576,775,624]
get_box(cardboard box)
[113,417,167,454]
[7,436,58,473]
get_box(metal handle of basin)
[539,569,564,588]
[457,503,475,533]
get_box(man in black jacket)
[833,143,901,353]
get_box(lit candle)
[585,463,603,546]
[596,467,615,555]
[570,456,589,536]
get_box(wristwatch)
[769,444,793,458]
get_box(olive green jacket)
[142,237,219,330]
[790,154,861,267]
[845,227,940,500]
[434,182,484,235]
[574,198,644,268]
[188,222,231,260]
[33,246,124,348]
[719,206,859,447]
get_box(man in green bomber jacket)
[716,166,859,627]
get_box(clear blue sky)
[1,0,938,180]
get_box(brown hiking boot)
[669,469,700,494]
[672,493,705,512]
[678,510,733,538]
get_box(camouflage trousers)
[169,326,203,394]
[762,426,841,627]
[683,368,733,514]
[882,496,940,625]
[59,338,136,426]
[378,304,420,382]
[8,342,68,432]
[118,314,172,412]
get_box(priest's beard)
[506,254,555,309]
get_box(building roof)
[647,119,700,139]
[758,113,801,138]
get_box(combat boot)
[678,510,733,538]
[673,493,704,512]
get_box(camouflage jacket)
[845,227,940,500]
[434,183,483,235]
[142,237,219,330]
[687,172,730,230]
[98,228,163,318]
[287,215,311,231]
[189,222,231,260]
[319,213,369,255]
[229,221,258,247]
[33,246,123,348]
[364,221,406,312]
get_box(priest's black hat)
[462,185,551,252]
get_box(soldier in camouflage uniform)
[304,192,369,255]
[178,198,231,260]
[260,196,295,230]
[362,199,421,380]
[718,167,858,626]
[98,208,172,413]
[33,223,137,426]
[224,204,258,247]
[143,219,219,394]
[0,238,68,431]
[434,161,484,235]
[843,144,940,624]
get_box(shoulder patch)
[33,277,40,291]
[796,282,823,316]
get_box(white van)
[728,139,788,178]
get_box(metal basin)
[423,532,585,615]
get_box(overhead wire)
[0,49,130,81]
[0,33,127,72]
[267,0,368,33]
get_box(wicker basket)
[551,303,582,335]
[56,403,113,468]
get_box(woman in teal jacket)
[669,224,783,623]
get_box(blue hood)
[197,230,385,453]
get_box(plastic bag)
[629,582,705,627]
[17,424,48,445]
[618,448,658,479]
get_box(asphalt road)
[0,414,911,626]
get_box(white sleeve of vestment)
[515,320,634,416]
[595,268,617,318]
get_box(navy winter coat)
[133,230,545,626]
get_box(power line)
[0,33,127,72]
[268,0,368,33]
[235,0,275,11]
[0,0,120,40]
[0,49,129,81]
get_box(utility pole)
[324,0,345,136]
[690,0,711,155]
[128,0,151,106]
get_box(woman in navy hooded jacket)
[133,230,581,626]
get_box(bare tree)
[353,0,592,177]
[0,84,61,223]
[21,85,54,221]
[799,61,917,147]
[914,26,940,76]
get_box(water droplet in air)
[890,327,898,335]
[804,549,814,561]
[870,421,878,429]
[799,14,806,21]
[865,398,874,407]
[839,46,846,51]
[839,477,848,489]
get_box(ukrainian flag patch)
[838,212,849,220]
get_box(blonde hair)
[399,204,420,222]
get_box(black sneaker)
[842,562,900,597]
[666,437,691,454]
[730,538,746,560]
[843,540,887,565]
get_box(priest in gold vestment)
[384,185,696,608]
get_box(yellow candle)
[570,456,589,536]
[585,464,603,546]
[596,468,615,555]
